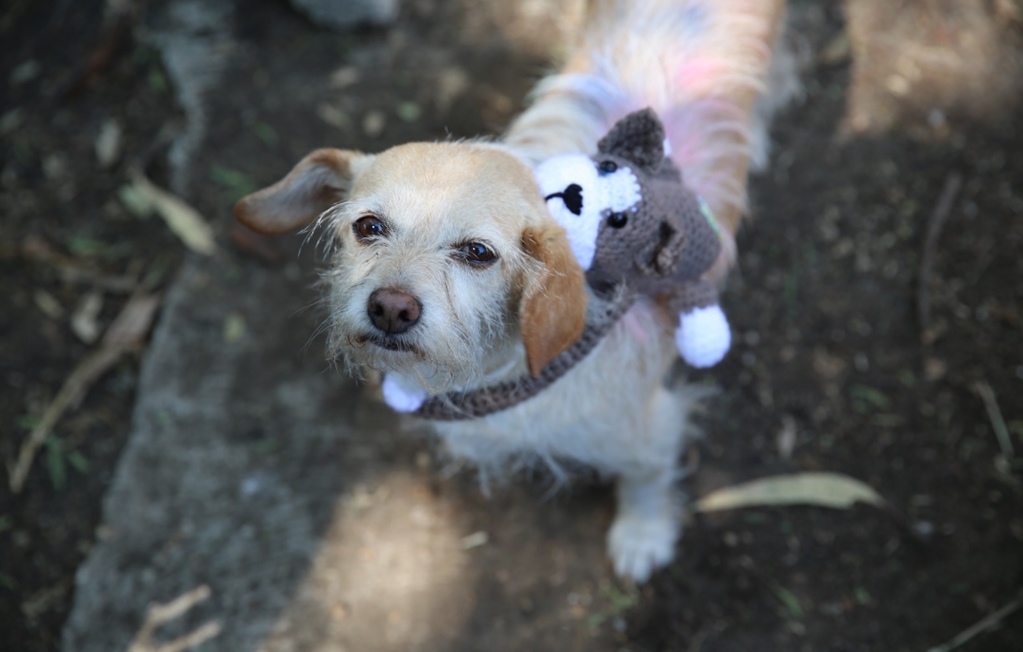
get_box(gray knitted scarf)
[412,295,634,421]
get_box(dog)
[235,0,793,582]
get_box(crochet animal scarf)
[535,107,731,369]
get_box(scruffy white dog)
[236,0,792,582]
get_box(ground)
[1,1,1022,651]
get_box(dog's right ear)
[519,224,589,377]
[234,148,373,234]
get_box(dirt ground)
[2,0,1022,651]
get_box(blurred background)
[1,1,1022,651]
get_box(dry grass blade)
[692,472,887,513]
[926,596,1021,652]
[128,170,217,255]
[974,379,1015,457]
[9,292,162,493]
[918,172,963,344]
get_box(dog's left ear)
[520,224,588,377]
[235,148,374,234]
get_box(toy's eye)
[354,215,387,240]
[545,184,583,216]
[456,241,498,267]
[608,212,628,228]
[598,160,618,174]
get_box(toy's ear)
[642,219,687,277]
[597,108,665,171]
[519,224,588,377]
[235,148,374,234]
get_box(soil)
[1,1,1021,651]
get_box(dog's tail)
[504,0,792,248]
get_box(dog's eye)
[608,212,628,228]
[456,242,497,267]
[598,160,617,174]
[354,215,387,240]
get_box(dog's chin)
[334,331,487,394]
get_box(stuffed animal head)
[535,108,721,295]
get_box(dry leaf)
[317,103,351,131]
[435,66,469,112]
[461,531,488,550]
[362,110,386,138]
[10,60,41,85]
[0,108,24,136]
[118,183,154,218]
[128,171,216,255]
[776,415,797,460]
[34,290,65,320]
[223,311,246,344]
[95,119,122,168]
[329,65,360,89]
[71,291,104,344]
[692,472,887,513]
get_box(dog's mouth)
[354,333,423,355]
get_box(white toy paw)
[607,511,680,583]
[381,374,427,412]
[675,305,731,368]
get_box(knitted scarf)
[412,295,633,420]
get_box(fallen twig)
[9,292,161,493]
[926,596,1021,652]
[127,585,222,652]
[918,172,963,345]
[974,380,1015,458]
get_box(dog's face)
[236,142,587,391]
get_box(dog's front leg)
[607,466,681,582]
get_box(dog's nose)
[367,287,422,335]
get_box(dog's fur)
[236,0,792,582]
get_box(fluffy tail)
[503,0,789,248]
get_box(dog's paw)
[607,511,680,583]
[381,374,427,412]
[675,305,731,368]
